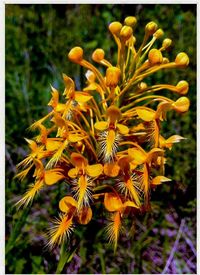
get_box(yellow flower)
[104,192,139,251]
[68,153,103,209]
[94,105,129,162]
[16,14,190,251]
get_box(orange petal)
[94,121,108,131]
[45,169,65,185]
[86,164,103,177]
[166,135,185,144]
[104,193,123,212]
[68,167,78,178]
[77,175,88,210]
[104,162,120,177]
[136,108,155,122]
[123,200,140,209]
[71,152,88,168]
[83,83,97,91]
[106,129,116,158]
[63,74,75,98]
[59,196,77,213]
[147,148,163,163]
[46,139,62,151]
[128,148,147,165]
[68,134,85,143]
[152,176,171,185]
[55,103,66,112]
[76,207,92,225]
[24,138,37,152]
[117,124,129,135]
[75,92,92,103]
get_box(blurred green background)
[6,4,196,274]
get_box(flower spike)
[16,14,190,251]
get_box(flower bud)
[175,52,189,67]
[162,38,172,49]
[162,57,170,64]
[148,49,163,65]
[68,46,83,63]
[109,21,122,35]
[153,28,164,39]
[138,82,148,90]
[120,25,133,41]
[145,21,158,35]
[172,97,190,112]
[92,48,105,62]
[176,80,189,95]
[106,66,121,88]
[124,16,137,27]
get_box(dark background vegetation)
[6,4,196,274]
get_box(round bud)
[145,21,158,35]
[148,49,163,65]
[120,25,133,41]
[106,66,121,88]
[109,21,122,35]
[68,47,83,63]
[172,97,190,113]
[162,57,170,64]
[138,82,148,90]
[124,16,137,27]
[162,38,172,49]
[92,48,105,62]
[153,28,164,39]
[175,52,189,67]
[176,80,189,95]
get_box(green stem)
[56,240,79,274]
[56,241,68,274]
[6,207,30,256]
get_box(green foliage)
[6,4,196,274]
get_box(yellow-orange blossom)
[16,16,190,251]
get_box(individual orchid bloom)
[16,138,51,171]
[104,192,139,251]
[62,74,93,118]
[46,112,87,168]
[117,156,142,206]
[84,70,108,111]
[128,145,163,205]
[48,196,92,247]
[16,159,65,208]
[94,105,129,162]
[68,153,103,210]
[135,107,160,147]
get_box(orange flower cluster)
[16,16,190,250]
